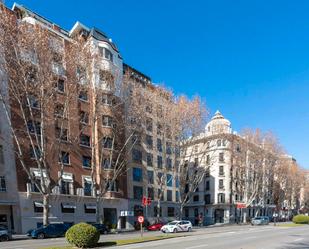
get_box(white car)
[160,220,192,233]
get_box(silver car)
[0,226,12,242]
[251,216,270,225]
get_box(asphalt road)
[1,224,309,249]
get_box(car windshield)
[254,217,261,220]
[168,222,178,225]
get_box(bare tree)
[0,7,83,225]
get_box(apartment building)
[1,3,128,233]
[123,64,180,226]
[183,111,277,225]
[0,5,20,231]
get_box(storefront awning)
[62,202,76,209]
[85,203,96,209]
[34,201,51,208]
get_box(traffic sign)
[236,203,246,209]
[138,216,144,224]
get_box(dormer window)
[99,47,113,62]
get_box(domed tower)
[205,110,232,136]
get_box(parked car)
[147,222,165,231]
[88,223,109,234]
[251,216,270,226]
[161,220,192,233]
[27,223,72,239]
[0,226,12,242]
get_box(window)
[57,79,65,92]
[157,155,163,168]
[193,195,199,202]
[59,151,70,165]
[84,204,96,214]
[30,145,41,159]
[175,177,179,188]
[103,137,113,149]
[157,123,162,136]
[217,139,222,147]
[218,193,225,203]
[132,149,142,163]
[133,167,142,182]
[102,115,113,127]
[219,179,224,189]
[146,135,153,149]
[219,166,224,176]
[167,190,173,201]
[147,170,154,184]
[204,194,211,204]
[54,103,65,117]
[55,127,68,141]
[146,153,153,166]
[80,134,91,147]
[206,155,210,165]
[176,191,179,202]
[61,181,71,195]
[158,189,164,201]
[80,111,89,124]
[157,172,164,184]
[148,187,154,200]
[28,95,40,109]
[166,158,172,170]
[132,133,141,146]
[219,152,224,162]
[0,176,6,192]
[154,206,162,217]
[205,169,210,177]
[157,138,162,152]
[106,179,118,192]
[133,186,143,200]
[205,180,210,191]
[167,174,173,187]
[27,120,41,135]
[83,177,92,196]
[82,156,91,168]
[79,91,88,101]
[146,118,153,132]
[102,158,112,169]
[236,144,241,152]
[168,207,175,217]
[33,202,43,213]
[102,94,112,105]
[222,139,227,146]
[99,47,113,62]
[76,66,87,84]
[61,203,75,213]
[166,142,172,155]
[0,145,4,164]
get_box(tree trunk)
[96,196,101,223]
[156,199,161,218]
[43,194,50,226]
[180,205,184,220]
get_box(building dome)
[205,110,232,136]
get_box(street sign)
[120,211,134,217]
[138,216,144,224]
[236,203,246,209]
[142,196,152,206]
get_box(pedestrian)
[198,213,203,227]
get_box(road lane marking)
[186,244,208,249]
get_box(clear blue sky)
[5,0,309,168]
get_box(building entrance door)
[215,209,224,223]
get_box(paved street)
[1,224,309,249]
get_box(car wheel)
[188,227,192,232]
[173,228,177,233]
[37,233,45,239]
[0,235,9,242]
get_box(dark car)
[27,223,72,239]
[90,223,109,234]
[0,226,12,242]
[147,222,165,231]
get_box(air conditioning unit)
[76,188,84,196]
[52,186,60,195]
